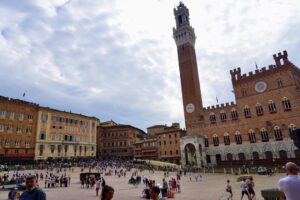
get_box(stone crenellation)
[230,50,291,83]
[203,101,236,111]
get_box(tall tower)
[173,2,203,128]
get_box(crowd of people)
[1,158,299,200]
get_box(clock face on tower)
[186,103,195,113]
[255,81,267,93]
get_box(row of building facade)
[0,96,98,164]
[0,95,186,164]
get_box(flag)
[216,97,218,103]
[23,92,25,97]
[255,62,258,69]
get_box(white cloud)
[0,0,300,130]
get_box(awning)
[1,154,34,158]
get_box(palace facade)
[97,121,146,159]
[0,96,39,164]
[173,2,300,167]
[34,107,98,161]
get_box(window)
[58,133,62,141]
[224,133,230,145]
[248,130,256,143]
[9,112,15,119]
[231,109,238,120]
[0,110,6,118]
[0,124,3,132]
[39,144,44,156]
[244,106,251,118]
[51,133,55,141]
[235,131,242,144]
[52,116,57,122]
[15,140,20,147]
[170,150,173,155]
[204,136,209,147]
[277,79,283,88]
[7,124,13,133]
[40,133,45,140]
[41,114,48,121]
[260,128,269,142]
[220,111,227,122]
[18,112,24,120]
[282,97,291,111]
[213,135,219,146]
[289,124,296,138]
[274,126,283,141]
[176,150,179,155]
[28,114,33,121]
[26,126,32,134]
[16,127,22,134]
[50,145,55,153]
[242,89,247,97]
[268,100,277,113]
[164,141,166,145]
[256,103,264,116]
[209,112,216,123]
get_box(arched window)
[277,79,283,88]
[274,126,283,141]
[231,108,238,120]
[235,131,242,144]
[289,124,296,138]
[213,134,219,146]
[248,129,256,143]
[256,103,264,116]
[209,112,216,123]
[224,133,230,145]
[260,128,269,142]
[268,100,277,113]
[204,135,209,147]
[244,106,251,118]
[220,110,227,122]
[282,97,291,111]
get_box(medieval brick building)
[174,2,300,167]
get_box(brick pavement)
[0,168,284,200]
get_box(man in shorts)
[226,179,233,200]
[240,178,249,200]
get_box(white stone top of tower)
[173,2,196,47]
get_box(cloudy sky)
[1,0,300,131]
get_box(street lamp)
[292,128,300,149]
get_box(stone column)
[181,149,186,167]
[195,145,202,167]
[210,155,217,165]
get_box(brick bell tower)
[173,2,203,128]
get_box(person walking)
[95,178,101,196]
[100,185,114,200]
[240,178,249,200]
[278,162,300,200]
[19,175,46,200]
[226,179,233,200]
[246,176,255,200]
